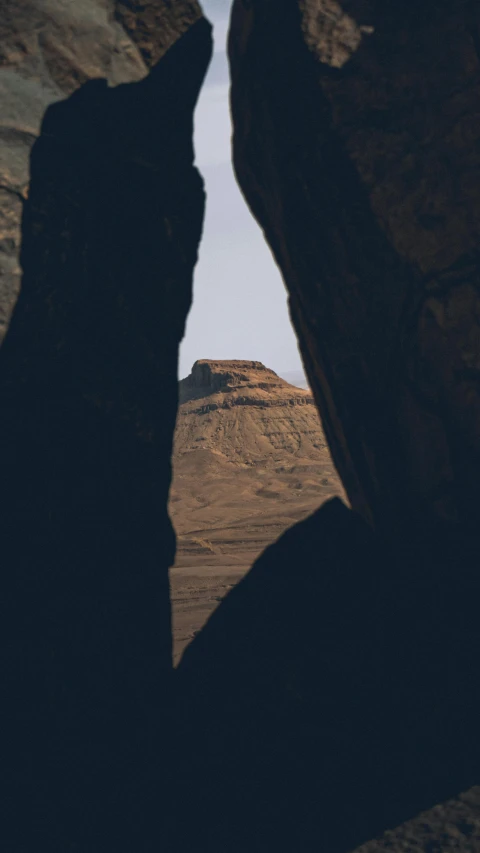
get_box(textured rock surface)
[179,357,315,409]
[356,785,480,853]
[228,0,480,540]
[115,0,203,67]
[1,3,211,851]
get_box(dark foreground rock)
[1,3,211,851]
[228,0,480,541]
[177,498,480,852]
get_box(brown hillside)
[169,359,345,660]
[176,359,324,463]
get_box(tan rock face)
[176,361,325,466]
[179,358,315,410]
[175,360,328,467]
[229,0,480,539]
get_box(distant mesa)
[179,358,314,408]
[175,359,324,464]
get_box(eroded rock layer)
[179,357,314,408]
[1,4,212,851]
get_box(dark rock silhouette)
[229,0,480,540]
[1,4,212,851]
[1,1,480,852]
[177,498,480,852]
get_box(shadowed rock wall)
[177,499,480,852]
[228,0,480,541]
[1,3,212,850]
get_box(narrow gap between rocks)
[169,0,345,664]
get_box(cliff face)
[182,358,283,391]
[228,0,480,542]
[1,4,212,851]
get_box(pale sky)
[179,0,304,379]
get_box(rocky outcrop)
[1,4,212,851]
[228,0,480,543]
[183,358,281,391]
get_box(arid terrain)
[169,358,345,662]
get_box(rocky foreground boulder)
[229,0,480,544]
